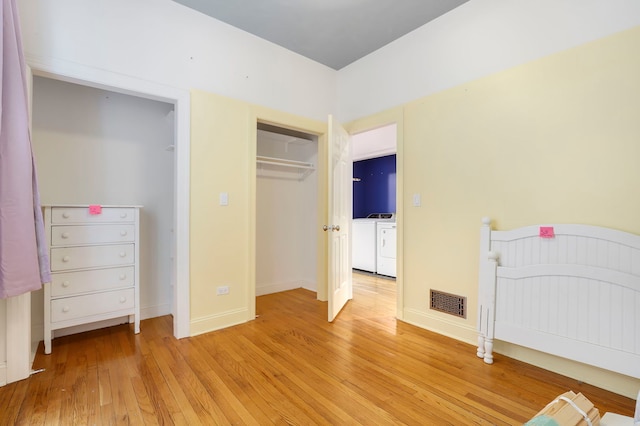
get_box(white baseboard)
[256,280,316,296]
[0,361,6,387]
[141,303,171,320]
[300,281,317,292]
[53,317,131,338]
[30,303,172,348]
[31,316,133,344]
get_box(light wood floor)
[1,272,635,425]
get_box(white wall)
[337,0,640,121]
[31,77,175,333]
[256,132,318,295]
[352,124,397,161]
[17,0,337,122]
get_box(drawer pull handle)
[120,230,127,236]
[120,213,127,219]
[62,212,70,219]
[62,306,70,313]
[119,252,127,258]
[119,274,127,280]
[62,281,70,288]
[119,297,127,303]
[62,256,70,262]
[61,232,70,239]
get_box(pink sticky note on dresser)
[89,204,102,215]
[539,226,554,238]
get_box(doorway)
[351,124,398,303]
[345,110,403,320]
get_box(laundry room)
[351,124,397,278]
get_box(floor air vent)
[430,290,466,318]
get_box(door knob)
[323,225,329,231]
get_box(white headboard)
[477,218,640,379]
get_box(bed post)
[477,217,495,363]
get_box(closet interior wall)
[30,76,175,349]
[256,129,318,296]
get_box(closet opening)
[255,122,319,303]
[30,76,177,353]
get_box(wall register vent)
[430,290,466,318]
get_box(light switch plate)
[219,192,229,206]
[412,193,421,207]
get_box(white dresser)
[43,205,141,354]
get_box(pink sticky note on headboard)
[89,204,102,215]
[539,226,555,238]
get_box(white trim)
[0,361,6,386]
[6,294,31,383]
[256,281,316,297]
[25,55,191,339]
[141,303,172,320]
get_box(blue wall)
[353,154,396,218]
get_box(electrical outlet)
[216,285,229,295]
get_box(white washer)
[352,213,395,273]
[376,221,397,277]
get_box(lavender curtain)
[0,0,50,298]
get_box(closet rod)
[256,155,314,170]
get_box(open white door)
[325,115,352,322]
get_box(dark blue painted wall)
[353,154,396,218]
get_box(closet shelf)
[256,156,314,180]
[256,156,314,170]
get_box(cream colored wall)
[189,91,251,335]
[401,26,640,397]
[189,91,326,335]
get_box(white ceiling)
[172,0,470,70]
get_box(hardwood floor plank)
[187,337,272,425]
[137,352,182,424]
[147,337,221,424]
[16,372,49,426]
[2,379,28,425]
[1,271,636,425]
[97,367,116,425]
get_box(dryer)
[376,221,397,277]
[352,213,394,273]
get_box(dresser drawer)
[50,244,134,271]
[51,207,136,224]
[51,266,134,297]
[50,288,134,323]
[51,224,135,246]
